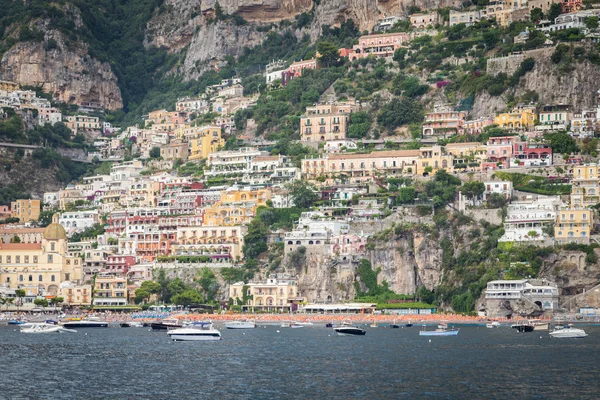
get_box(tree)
[49,297,64,308]
[171,289,203,307]
[377,97,424,132]
[397,187,416,204]
[34,298,48,308]
[196,268,220,302]
[15,289,25,309]
[149,147,161,159]
[5,297,14,311]
[548,3,562,21]
[134,281,161,303]
[10,235,21,243]
[220,267,245,283]
[243,219,269,259]
[487,193,508,208]
[545,131,579,155]
[460,181,485,200]
[530,8,543,23]
[37,210,55,227]
[317,41,339,67]
[347,111,372,139]
[585,16,599,30]
[286,180,319,209]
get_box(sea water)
[1,324,598,399]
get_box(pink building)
[105,255,137,274]
[422,110,466,137]
[288,59,317,76]
[348,32,413,60]
[463,117,494,135]
[511,141,552,167]
[486,136,517,167]
[0,205,10,219]
[330,233,368,256]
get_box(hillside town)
[2,0,600,320]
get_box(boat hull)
[169,334,222,341]
[533,323,549,331]
[419,329,460,336]
[224,322,255,329]
[512,325,534,333]
[150,323,182,331]
[62,322,108,328]
[334,328,366,336]
[549,329,587,338]
[21,326,61,334]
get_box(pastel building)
[93,274,128,306]
[348,32,413,60]
[554,207,592,244]
[11,199,41,222]
[229,274,303,312]
[422,109,466,137]
[185,126,224,161]
[570,164,600,207]
[493,107,536,129]
[0,217,83,302]
[410,12,440,28]
[300,103,357,142]
[64,115,101,133]
[499,197,561,243]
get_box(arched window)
[39,275,43,282]
[19,275,23,282]
[51,275,55,282]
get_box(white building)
[484,180,513,200]
[541,9,600,32]
[205,147,264,177]
[110,160,144,181]
[485,279,559,310]
[284,212,350,253]
[59,210,100,234]
[324,140,358,153]
[499,197,561,243]
[374,16,401,31]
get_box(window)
[39,275,43,282]
[51,243,55,251]
[16,256,20,263]
[65,273,70,281]
[48,255,53,263]
[24,256,29,263]
[7,256,11,263]
[19,275,23,282]
[29,275,33,282]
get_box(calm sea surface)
[1,323,599,399]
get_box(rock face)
[145,0,203,51]
[182,21,265,79]
[0,34,123,110]
[472,46,600,118]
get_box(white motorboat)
[224,320,256,329]
[120,322,144,328]
[333,321,366,336]
[549,327,588,338]
[419,323,460,336]
[61,317,109,328]
[167,322,222,341]
[20,324,62,334]
[486,322,501,328]
[529,320,549,331]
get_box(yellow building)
[554,208,592,244]
[64,115,101,133]
[300,103,357,142]
[58,281,92,306]
[203,188,271,227]
[0,217,83,304]
[445,142,488,165]
[11,199,41,222]
[173,225,247,261]
[229,274,303,312]
[571,164,600,207]
[0,80,19,92]
[185,125,225,161]
[494,107,536,129]
[93,274,128,306]
[417,146,454,174]
[126,180,162,208]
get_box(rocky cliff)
[472,46,600,118]
[0,15,122,110]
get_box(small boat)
[150,318,183,331]
[280,321,303,328]
[290,322,304,328]
[8,320,26,325]
[20,324,62,334]
[486,321,501,329]
[61,317,109,328]
[529,320,549,331]
[405,321,413,328]
[333,321,366,336]
[280,321,290,328]
[224,320,256,329]
[370,321,378,328]
[120,322,143,328]
[297,322,314,326]
[511,323,534,333]
[167,322,221,341]
[325,323,333,328]
[419,323,459,336]
[549,327,588,338]
[45,319,59,325]
[390,324,400,329]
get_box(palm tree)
[5,298,14,311]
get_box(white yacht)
[167,322,222,341]
[549,327,588,338]
[224,320,256,329]
[486,322,501,328]
[333,321,366,336]
[61,317,108,328]
[20,324,61,334]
